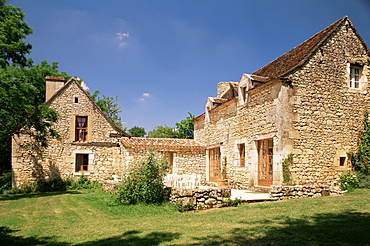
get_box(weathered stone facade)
[12,78,206,187]
[194,16,370,189]
[12,78,129,186]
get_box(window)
[238,143,245,167]
[75,154,88,172]
[74,97,79,103]
[350,65,363,89]
[75,116,88,141]
[165,152,174,174]
[339,157,346,167]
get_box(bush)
[0,172,12,193]
[3,174,101,194]
[357,172,370,189]
[337,171,359,191]
[66,175,102,190]
[116,151,169,205]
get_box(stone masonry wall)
[270,185,342,200]
[195,80,292,189]
[169,188,231,209]
[122,147,206,182]
[194,20,370,188]
[12,80,127,187]
[287,20,370,184]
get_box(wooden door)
[209,147,221,181]
[257,139,273,186]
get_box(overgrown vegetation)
[336,171,359,191]
[347,109,370,190]
[0,174,101,194]
[282,153,295,185]
[116,151,169,204]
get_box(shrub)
[116,151,169,205]
[349,110,370,175]
[337,171,359,191]
[0,172,12,193]
[282,153,295,185]
[177,201,195,212]
[357,172,370,189]
[66,175,102,190]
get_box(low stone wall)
[270,185,343,200]
[169,188,231,209]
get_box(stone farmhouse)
[194,16,370,189]
[11,77,205,187]
[11,16,370,190]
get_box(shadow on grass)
[77,230,181,246]
[0,226,68,246]
[181,210,370,245]
[0,190,82,201]
[0,227,180,246]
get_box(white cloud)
[139,92,151,101]
[81,81,90,91]
[115,32,129,47]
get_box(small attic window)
[74,97,79,103]
[350,65,363,89]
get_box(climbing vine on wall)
[348,110,370,175]
[282,153,294,185]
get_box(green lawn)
[1,189,370,245]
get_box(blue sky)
[8,0,370,132]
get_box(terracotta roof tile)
[121,137,206,151]
[252,16,349,79]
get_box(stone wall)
[270,185,343,200]
[169,188,231,209]
[12,80,127,187]
[287,20,370,184]
[194,80,291,189]
[194,19,370,188]
[122,147,206,183]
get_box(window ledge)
[74,172,90,176]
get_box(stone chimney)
[45,76,65,102]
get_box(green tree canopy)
[0,0,32,68]
[87,90,124,130]
[147,125,178,138]
[175,112,194,139]
[128,126,146,137]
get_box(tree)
[175,112,194,139]
[128,126,146,137]
[0,0,33,68]
[147,125,178,138]
[87,90,124,130]
[0,62,64,173]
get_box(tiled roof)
[121,137,206,151]
[252,16,350,79]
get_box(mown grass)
[1,189,370,245]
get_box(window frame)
[75,116,88,142]
[350,65,363,89]
[75,153,89,172]
[238,143,246,167]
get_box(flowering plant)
[336,171,359,191]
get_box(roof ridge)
[252,16,348,79]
